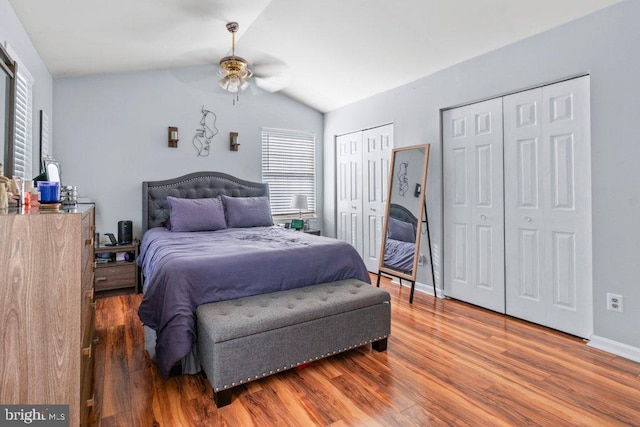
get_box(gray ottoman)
[196,278,391,407]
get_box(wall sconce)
[230,132,240,151]
[168,126,179,148]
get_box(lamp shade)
[291,194,308,211]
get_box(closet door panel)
[336,132,363,255]
[542,77,592,337]
[505,76,592,338]
[444,98,505,312]
[504,88,546,322]
[445,111,472,301]
[362,125,393,272]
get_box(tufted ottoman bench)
[196,278,391,407]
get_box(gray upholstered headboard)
[142,171,269,233]
[389,203,418,228]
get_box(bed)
[382,203,419,274]
[137,171,370,378]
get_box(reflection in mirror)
[47,162,60,182]
[378,144,431,303]
[43,158,61,183]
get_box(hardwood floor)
[91,275,640,426]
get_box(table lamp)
[291,194,308,219]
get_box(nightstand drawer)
[95,264,136,291]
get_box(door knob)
[480,214,487,220]
[524,216,532,223]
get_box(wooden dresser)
[0,204,96,426]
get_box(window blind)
[261,128,316,216]
[13,59,34,180]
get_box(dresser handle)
[86,394,95,408]
[82,344,92,358]
[95,277,107,282]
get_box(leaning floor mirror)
[377,144,431,303]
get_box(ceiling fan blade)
[251,58,291,92]
[254,73,291,93]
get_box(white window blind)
[12,56,34,180]
[262,128,316,216]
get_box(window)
[11,50,34,180]
[261,128,316,217]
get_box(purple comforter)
[137,226,370,378]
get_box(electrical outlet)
[417,253,424,266]
[607,293,624,312]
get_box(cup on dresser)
[38,181,60,204]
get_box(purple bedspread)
[137,226,370,378]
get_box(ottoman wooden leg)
[372,337,388,352]
[214,388,233,408]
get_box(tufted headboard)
[389,203,418,228]
[142,171,269,233]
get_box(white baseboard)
[397,280,443,298]
[588,335,640,363]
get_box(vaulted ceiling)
[8,0,622,112]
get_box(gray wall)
[53,66,323,240]
[0,0,54,175]
[324,0,640,349]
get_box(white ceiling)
[8,0,621,112]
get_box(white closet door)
[504,76,592,337]
[362,124,393,272]
[336,131,364,256]
[443,98,505,312]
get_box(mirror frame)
[0,43,16,178]
[378,144,431,282]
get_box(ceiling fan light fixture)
[218,22,253,98]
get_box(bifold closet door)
[503,76,592,338]
[336,131,364,256]
[443,98,506,313]
[361,125,393,272]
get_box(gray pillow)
[387,217,416,243]
[167,196,227,232]
[222,195,273,228]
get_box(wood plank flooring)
[91,275,640,426]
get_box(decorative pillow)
[166,196,227,232]
[387,217,416,243]
[222,195,273,228]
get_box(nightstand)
[94,241,139,294]
[303,229,321,236]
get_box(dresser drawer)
[95,263,136,291]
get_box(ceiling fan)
[217,22,290,101]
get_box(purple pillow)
[222,195,273,228]
[166,196,227,232]
[387,217,416,243]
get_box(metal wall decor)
[192,106,219,157]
